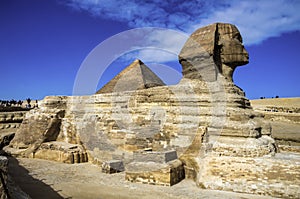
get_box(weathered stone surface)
[126,159,185,186]
[96,59,165,94]
[7,108,66,158]
[9,109,65,150]
[0,156,8,199]
[126,150,183,186]
[0,111,26,131]
[179,126,207,180]
[34,141,88,164]
[179,23,248,81]
[133,150,177,164]
[5,96,89,164]
[0,133,15,150]
[102,160,124,174]
[0,111,25,124]
[197,153,300,198]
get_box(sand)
[8,157,275,199]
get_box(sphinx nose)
[243,48,249,59]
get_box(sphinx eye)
[234,33,242,42]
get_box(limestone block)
[9,109,64,148]
[0,111,25,133]
[34,141,88,164]
[278,145,300,153]
[197,154,300,198]
[102,160,124,174]
[125,159,185,186]
[0,123,21,129]
[126,150,183,186]
[0,111,26,123]
[7,109,65,157]
[133,150,177,164]
[39,96,68,110]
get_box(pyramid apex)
[133,59,144,64]
[96,59,165,94]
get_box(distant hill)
[250,97,300,150]
[250,97,300,108]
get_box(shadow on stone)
[8,157,65,199]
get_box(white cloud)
[61,0,300,63]
[122,49,177,63]
[195,0,300,45]
[136,30,188,62]
[62,0,300,44]
[113,28,188,63]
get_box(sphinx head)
[179,23,249,81]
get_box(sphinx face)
[219,27,249,67]
[179,23,249,81]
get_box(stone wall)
[37,79,272,164]
[0,111,26,131]
[126,159,185,186]
[197,154,300,198]
[34,142,88,164]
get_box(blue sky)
[0,0,299,100]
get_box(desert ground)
[250,98,300,147]
[9,157,276,199]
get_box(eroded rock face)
[179,23,248,81]
[0,133,15,150]
[0,156,9,199]
[34,141,88,163]
[6,97,67,158]
[9,109,64,151]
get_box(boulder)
[102,160,124,174]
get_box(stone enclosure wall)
[0,111,26,131]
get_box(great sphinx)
[6,23,298,197]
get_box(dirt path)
[8,157,276,199]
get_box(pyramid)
[96,59,166,94]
